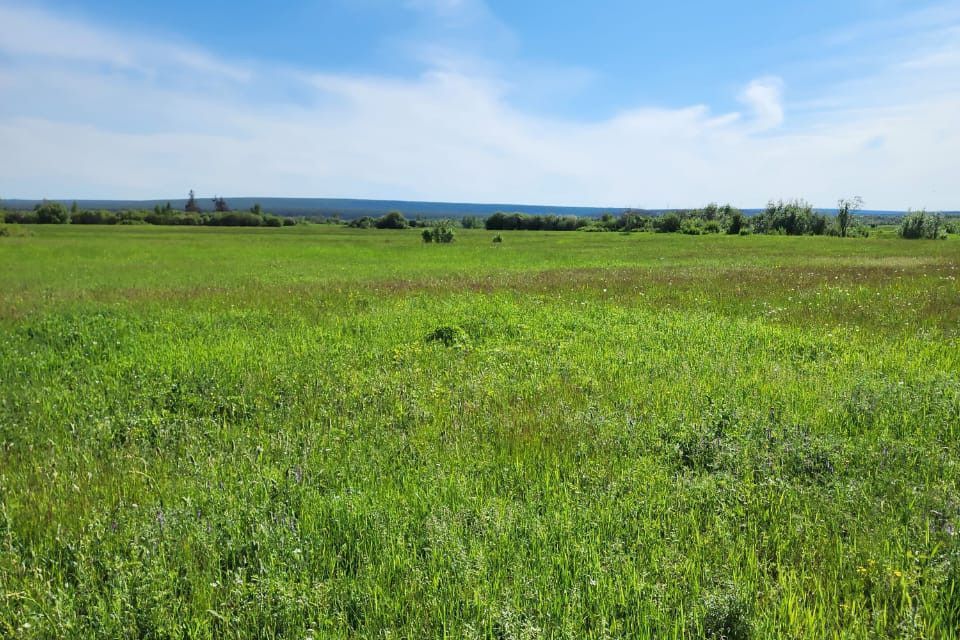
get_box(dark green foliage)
[184,189,200,212]
[899,210,946,239]
[698,589,753,640]
[421,225,455,243]
[34,200,70,224]
[836,196,863,238]
[71,209,118,224]
[207,211,264,227]
[485,211,589,231]
[492,233,503,243]
[349,216,376,228]
[680,218,704,235]
[460,215,482,229]
[654,212,682,233]
[375,211,409,229]
[727,210,747,234]
[424,325,469,347]
[752,199,828,236]
[0,224,31,237]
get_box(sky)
[0,0,958,209]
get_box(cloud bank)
[0,2,958,209]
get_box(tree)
[250,203,263,216]
[34,200,70,224]
[213,196,230,212]
[836,196,863,238]
[899,210,946,239]
[185,190,200,213]
[375,211,409,229]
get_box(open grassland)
[1,226,959,638]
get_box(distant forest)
[3,196,957,238]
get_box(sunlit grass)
[1,226,959,637]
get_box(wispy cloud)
[0,2,958,209]
[738,77,785,131]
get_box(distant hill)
[2,197,633,219]
[1,197,925,219]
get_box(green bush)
[654,213,682,233]
[0,224,32,237]
[698,589,753,640]
[680,218,703,235]
[34,201,70,224]
[492,233,503,244]
[899,210,946,239]
[421,225,455,243]
[425,325,469,347]
[375,211,409,229]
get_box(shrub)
[425,325,469,347]
[680,218,703,235]
[703,220,722,234]
[899,210,946,239]
[71,209,118,224]
[654,213,682,233]
[0,224,32,237]
[726,211,746,234]
[422,225,455,243]
[698,589,753,640]
[34,201,70,224]
[375,211,409,229]
[753,199,827,235]
[4,210,37,224]
[349,217,375,229]
[492,233,503,243]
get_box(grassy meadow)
[1,225,959,638]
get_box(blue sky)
[1,0,958,208]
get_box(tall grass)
[1,226,958,638]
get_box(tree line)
[0,198,300,227]
[2,197,955,239]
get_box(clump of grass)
[0,224,31,237]
[425,325,469,347]
[697,588,753,640]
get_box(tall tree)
[185,190,200,212]
[836,196,863,238]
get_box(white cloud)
[0,4,250,81]
[738,77,785,131]
[0,2,958,210]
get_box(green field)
[1,226,959,638]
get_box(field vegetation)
[1,225,959,638]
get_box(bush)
[726,211,746,234]
[703,220,722,234]
[208,212,264,227]
[349,216,375,229]
[425,325,469,347]
[654,213,682,233]
[0,224,32,237]
[375,211,409,229]
[753,199,827,235]
[71,209,118,224]
[34,201,70,224]
[421,225,455,243]
[4,210,37,224]
[698,589,753,640]
[492,233,503,243]
[680,218,703,235]
[899,210,946,239]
